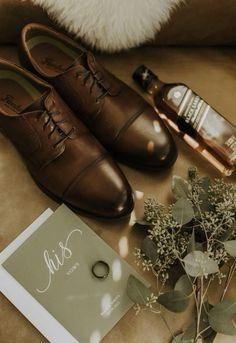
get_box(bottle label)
[169,87,236,166]
[180,93,209,132]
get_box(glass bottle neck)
[146,79,165,96]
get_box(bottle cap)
[132,65,158,91]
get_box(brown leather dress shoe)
[0,59,133,218]
[20,23,178,171]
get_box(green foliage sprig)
[127,167,236,343]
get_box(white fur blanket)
[31,0,183,52]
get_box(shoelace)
[75,69,109,103]
[37,102,75,148]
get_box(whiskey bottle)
[133,65,236,176]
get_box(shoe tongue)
[63,52,119,96]
[20,90,50,114]
[64,51,98,75]
[63,52,120,98]
[65,51,88,71]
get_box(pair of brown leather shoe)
[0,23,177,219]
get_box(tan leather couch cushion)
[156,0,236,46]
[0,0,51,44]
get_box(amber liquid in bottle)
[133,65,236,176]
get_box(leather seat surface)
[0,45,235,343]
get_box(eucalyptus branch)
[177,257,199,312]
[197,325,211,337]
[194,210,210,250]
[221,259,236,301]
[194,277,204,342]
[208,215,232,242]
[188,183,209,250]
[129,169,236,343]
[203,276,213,299]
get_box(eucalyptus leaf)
[174,275,193,296]
[183,251,219,277]
[158,290,189,313]
[141,237,158,264]
[209,299,236,335]
[187,228,204,253]
[223,240,236,257]
[135,220,153,226]
[182,321,196,341]
[188,242,204,254]
[203,330,217,343]
[127,275,152,305]
[172,198,195,225]
[195,243,204,251]
[172,175,190,200]
[200,303,216,340]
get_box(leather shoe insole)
[27,36,79,77]
[0,70,43,115]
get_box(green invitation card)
[2,205,148,343]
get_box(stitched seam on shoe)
[40,131,93,169]
[73,130,94,141]
[112,103,149,145]
[62,153,108,197]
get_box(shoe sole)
[115,151,178,172]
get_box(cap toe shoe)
[20,23,178,171]
[0,59,134,219]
